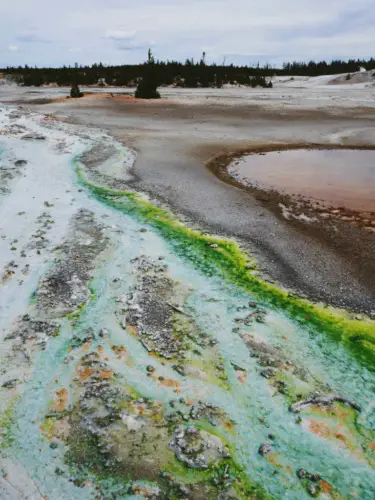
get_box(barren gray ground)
[17,85,373,314]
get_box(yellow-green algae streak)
[76,163,375,370]
[0,397,18,450]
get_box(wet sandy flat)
[230,149,375,211]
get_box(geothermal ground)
[0,76,375,499]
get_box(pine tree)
[70,84,83,98]
[135,49,160,99]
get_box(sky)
[1,0,374,67]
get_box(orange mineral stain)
[112,345,127,358]
[320,480,333,494]
[236,371,247,384]
[127,325,138,336]
[308,420,331,439]
[77,366,94,381]
[132,486,152,496]
[99,369,113,380]
[158,378,179,389]
[82,341,92,352]
[267,452,282,467]
[54,388,68,412]
[334,432,349,447]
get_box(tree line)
[2,54,375,88]
[281,58,375,75]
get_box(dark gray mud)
[31,96,375,314]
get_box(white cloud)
[69,47,82,53]
[8,45,19,52]
[104,29,136,41]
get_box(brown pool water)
[229,149,375,212]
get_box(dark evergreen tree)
[22,73,44,86]
[184,72,198,88]
[249,75,269,88]
[70,84,83,98]
[135,49,160,99]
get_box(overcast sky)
[1,0,374,67]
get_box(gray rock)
[14,160,27,166]
[307,483,321,497]
[260,367,276,379]
[290,394,361,413]
[169,426,230,470]
[258,442,273,456]
[297,469,321,482]
[2,378,19,389]
[21,133,46,140]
